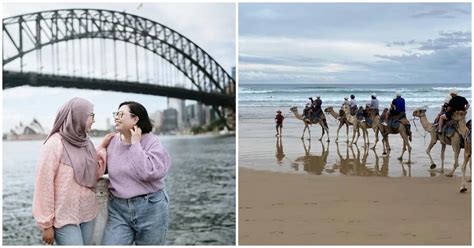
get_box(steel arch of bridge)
[2,8,235,97]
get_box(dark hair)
[371,95,376,99]
[119,101,153,134]
[350,95,355,99]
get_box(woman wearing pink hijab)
[32,97,106,245]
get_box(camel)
[293,139,329,175]
[377,111,412,164]
[290,106,330,142]
[363,108,381,149]
[413,109,468,176]
[460,123,471,192]
[341,105,368,145]
[324,106,355,143]
[412,108,444,170]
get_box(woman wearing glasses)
[32,97,106,245]
[100,101,171,245]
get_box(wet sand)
[239,168,471,245]
[239,113,471,245]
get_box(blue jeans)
[101,190,169,245]
[55,219,95,245]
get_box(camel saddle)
[439,120,466,148]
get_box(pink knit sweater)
[32,133,106,229]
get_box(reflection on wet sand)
[372,148,389,177]
[335,143,371,176]
[291,140,329,175]
[275,136,285,164]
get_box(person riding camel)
[342,96,350,107]
[303,101,312,120]
[390,91,406,119]
[313,95,323,119]
[369,93,379,115]
[356,106,364,121]
[349,95,357,116]
[434,95,451,125]
[437,88,470,134]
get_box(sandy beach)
[239,168,471,245]
[238,111,471,245]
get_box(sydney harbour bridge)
[3,9,235,129]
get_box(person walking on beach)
[275,110,284,136]
[32,97,106,245]
[99,101,171,245]
[437,88,470,133]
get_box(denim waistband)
[110,190,164,202]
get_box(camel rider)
[312,96,323,118]
[390,91,406,119]
[303,101,312,120]
[434,96,451,125]
[437,88,469,133]
[356,106,364,121]
[369,93,379,115]
[349,95,358,115]
[342,96,350,107]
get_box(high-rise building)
[167,98,186,129]
[186,103,204,127]
[162,108,178,133]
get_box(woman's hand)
[99,133,115,149]
[42,227,54,245]
[130,125,142,144]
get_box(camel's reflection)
[291,139,329,175]
[333,143,391,177]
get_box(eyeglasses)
[113,111,136,119]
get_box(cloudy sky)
[2,2,236,132]
[239,3,471,85]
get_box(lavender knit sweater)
[106,133,171,199]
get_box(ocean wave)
[432,87,471,91]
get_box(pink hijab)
[44,97,97,188]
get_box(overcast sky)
[2,2,236,132]
[239,3,471,85]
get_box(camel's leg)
[371,127,378,149]
[469,159,472,182]
[301,124,308,140]
[353,124,360,144]
[365,129,370,146]
[406,135,412,164]
[325,125,330,142]
[307,124,312,141]
[319,122,324,141]
[440,144,446,173]
[336,122,343,142]
[398,138,406,161]
[321,120,330,142]
[447,145,460,177]
[460,151,470,192]
[382,135,388,155]
[346,123,349,143]
[386,135,391,151]
[426,138,437,169]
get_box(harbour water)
[2,135,236,245]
